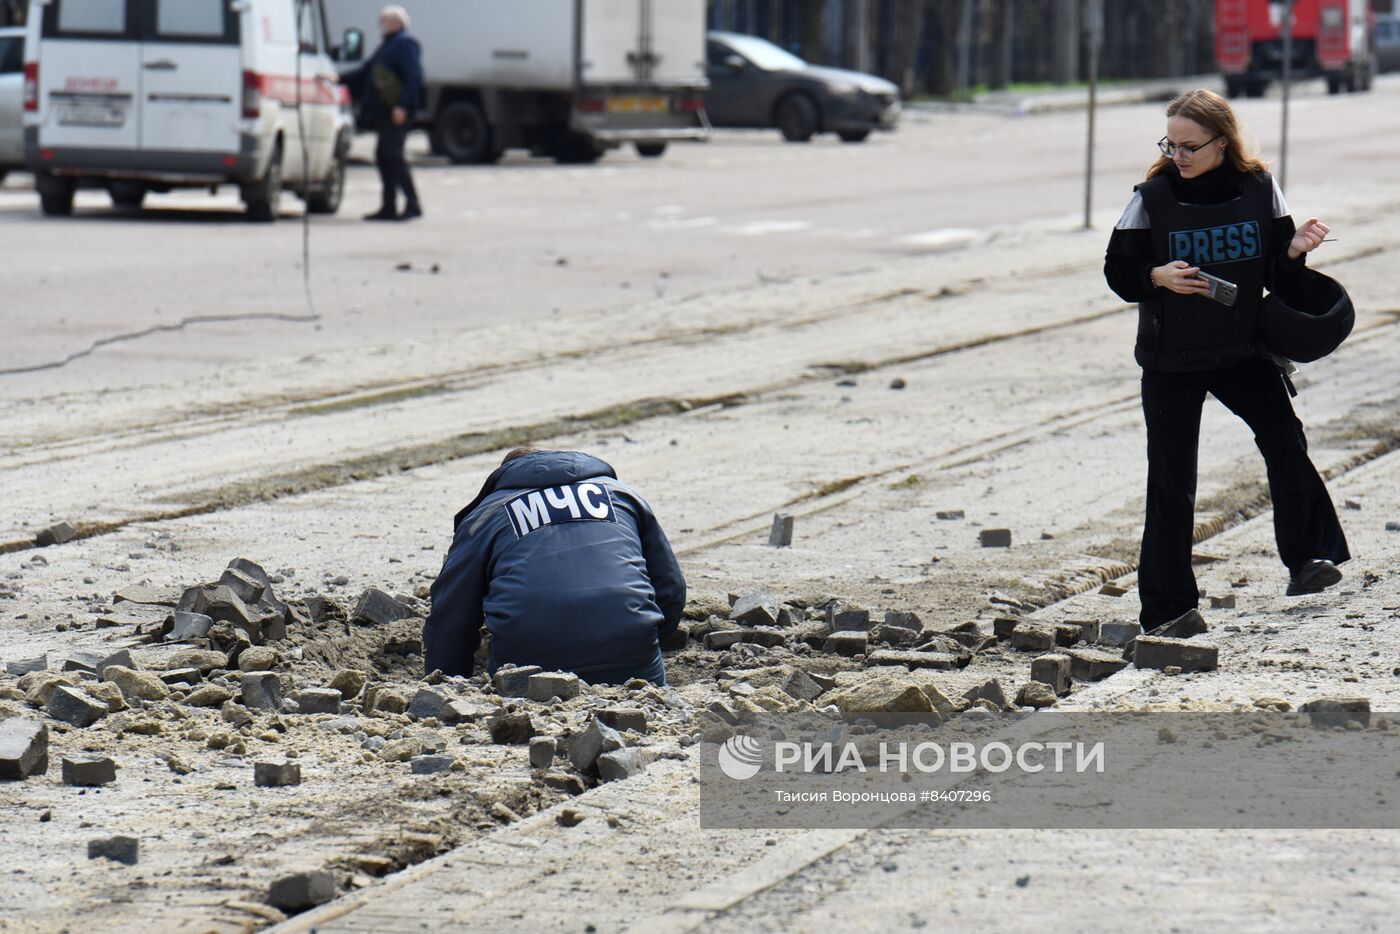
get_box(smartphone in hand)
[1192,271,1238,307]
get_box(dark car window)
[0,36,23,73]
[706,42,735,67]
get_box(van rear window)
[57,0,126,34]
[155,0,223,38]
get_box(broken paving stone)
[47,686,109,728]
[1300,697,1370,728]
[979,528,1012,548]
[87,836,138,866]
[557,807,587,827]
[35,522,78,547]
[883,611,924,633]
[487,713,536,745]
[238,647,279,672]
[85,682,128,712]
[184,685,232,708]
[729,591,780,628]
[1132,636,1218,673]
[1015,681,1058,709]
[526,672,582,703]
[595,708,648,733]
[1096,621,1141,648]
[935,510,965,521]
[529,737,557,769]
[597,748,649,783]
[1030,655,1072,696]
[824,632,869,658]
[742,628,787,649]
[292,689,342,715]
[1062,620,1099,644]
[63,648,133,678]
[1385,521,1400,533]
[267,871,336,913]
[5,655,47,677]
[159,668,202,686]
[659,623,690,651]
[352,588,416,626]
[869,623,919,647]
[865,649,960,671]
[706,700,741,726]
[328,670,368,700]
[829,605,872,632]
[0,719,49,779]
[492,665,544,698]
[61,756,116,786]
[1065,648,1130,681]
[217,568,265,606]
[823,672,934,714]
[22,672,76,708]
[162,648,229,674]
[1010,625,1057,653]
[102,666,169,702]
[768,514,794,548]
[992,617,1021,641]
[377,738,423,762]
[365,687,409,715]
[410,754,455,775]
[1209,594,1237,610]
[113,584,175,607]
[240,672,285,711]
[1099,582,1129,597]
[205,586,256,630]
[703,630,744,650]
[568,717,625,774]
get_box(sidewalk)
[907,74,1225,117]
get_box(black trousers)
[374,120,419,212]
[1138,356,1349,628]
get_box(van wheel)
[244,143,283,223]
[1244,80,1266,98]
[307,150,347,215]
[838,130,870,143]
[435,101,495,164]
[37,174,76,216]
[110,182,146,211]
[550,132,606,164]
[776,93,819,142]
[635,142,668,158]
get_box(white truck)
[323,0,708,164]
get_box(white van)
[23,0,353,220]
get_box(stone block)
[526,672,582,703]
[1030,654,1072,696]
[597,748,648,783]
[729,591,780,627]
[492,665,543,697]
[823,632,868,657]
[487,713,536,745]
[254,760,301,787]
[529,737,557,769]
[768,513,794,547]
[0,719,49,779]
[36,522,78,547]
[595,707,648,733]
[979,528,1012,548]
[47,686,109,727]
[1132,636,1219,673]
[865,649,960,670]
[568,717,624,773]
[1011,625,1057,653]
[267,871,336,912]
[88,836,138,865]
[62,756,116,786]
[240,672,284,711]
[1097,621,1142,647]
[292,688,342,715]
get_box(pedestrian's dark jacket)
[422,451,687,682]
[344,29,423,125]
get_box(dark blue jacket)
[423,452,686,683]
[344,30,423,124]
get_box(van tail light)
[677,96,704,113]
[23,62,38,112]
[241,70,262,119]
[577,97,606,113]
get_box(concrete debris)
[883,610,924,633]
[768,513,795,547]
[87,836,139,866]
[162,648,229,673]
[829,605,872,632]
[1062,620,1099,643]
[865,649,960,670]
[823,671,934,714]
[64,648,133,678]
[102,666,169,702]
[254,760,302,787]
[487,713,536,745]
[526,672,582,703]
[240,673,285,711]
[21,672,76,708]
[1386,521,1400,532]
[492,665,544,697]
[529,737,557,769]
[979,528,1012,548]
[595,707,648,733]
[1030,654,1072,696]
[869,623,919,647]
[706,700,741,726]
[238,647,279,672]
[1015,681,1058,708]
[409,754,455,775]
[267,871,337,913]
[184,685,232,708]
[328,670,368,700]
[729,590,780,627]
[993,617,1021,641]
[1210,594,1237,610]
[292,689,342,715]
[61,755,117,787]
[85,681,128,712]
[1010,625,1057,653]
[1300,697,1370,728]
[304,595,347,622]
[47,686,109,728]
[1098,582,1129,597]
[364,686,409,715]
[568,717,625,774]
[824,632,869,657]
[1096,621,1141,647]
[351,588,416,626]
[1065,647,1130,681]
[217,568,265,606]
[35,522,78,547]
[557,807,586,827]
[703,630,744,650]
[1132,636,1219,673]
[6,655,48,677]
[597,747,649,783]
[159,667,202,686]
[935,510,964,520]
[0,719,49,779]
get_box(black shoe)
[364,208,399,221]
[399,204,423,221]
[1286,559,1342,596]
[1123,609,1209,659]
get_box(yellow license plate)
[607,95,668,114]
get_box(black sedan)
[703,32,901,143]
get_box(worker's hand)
[1152,261,1212,296]
[1289,217,1328,260]
[392,106,407,127]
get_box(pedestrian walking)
[343,5,423,221]
[1104,89,1350,638]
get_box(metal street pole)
[1280,0,1293,191]
[1083,0,1101,229]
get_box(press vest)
[1134,170,1274,371]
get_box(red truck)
[1217,0,1377,97]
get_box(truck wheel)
[838,130,870,143]
[307,149,347,215]
[634,142,668,158]
[435,101,495,164]
[109,182,146,211]
[37,174,76,216]
[244,142,283,223]
[1224,77,1243,99]
[1327,76,1342,94]
[1244,80,1266,98]
[776,93,819,142]
[551,132,606,165]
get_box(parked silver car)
[1377,15,1400,74]
[0,27,24,182]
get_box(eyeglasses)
[1158,135,1220,158]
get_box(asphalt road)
[3,75,1398,399]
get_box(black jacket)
[343,30,423,125]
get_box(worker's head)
[501,447,540,465]
[1148,89,1267,180]
[378,5,410,37]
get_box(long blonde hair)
[1145,89,1269,179]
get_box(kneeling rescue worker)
[1105,89,1354,642]
[423,449,686,685]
